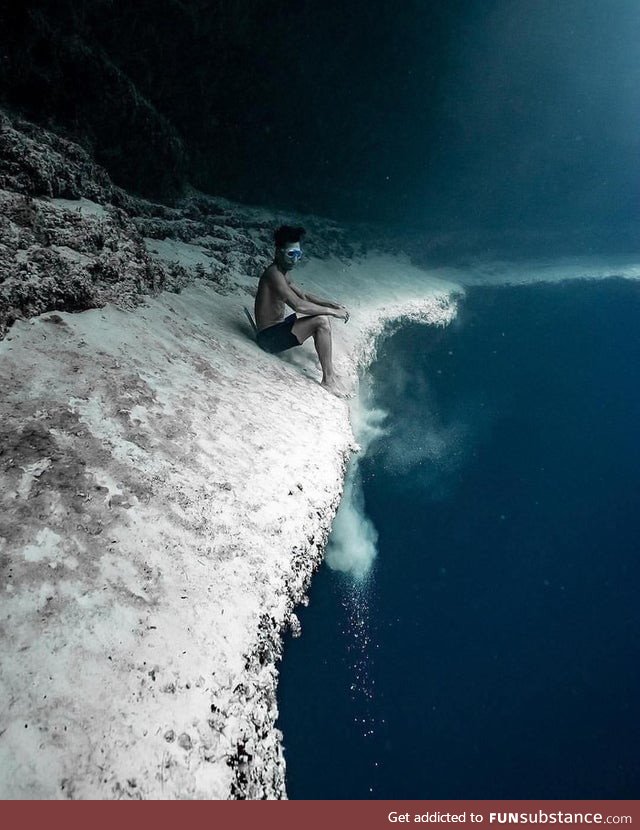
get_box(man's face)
[277,242,303,271]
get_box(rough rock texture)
[0,3,187,199]
[0,110,374,340]
[0,293,351,798]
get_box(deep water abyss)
[277,279,640,799]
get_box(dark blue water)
[277,279,640,799]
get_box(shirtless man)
[254,225,350,394]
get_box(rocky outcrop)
[0,111,377,341]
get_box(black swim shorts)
[256,313,301,354]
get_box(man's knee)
[316,315,331,332]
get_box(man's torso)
[255,265,291,332]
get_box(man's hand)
[335,307,350,323]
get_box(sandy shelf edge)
[0,240,460,799]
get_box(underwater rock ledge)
[0,114,460,799]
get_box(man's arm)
[270,269,348,319]
[289,282,346,311]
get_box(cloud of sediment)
[325,385,387,579]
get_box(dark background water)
[2,2,639,241]
[277,278,640,799]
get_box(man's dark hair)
[274,225,306,248]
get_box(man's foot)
[320,377,349,398]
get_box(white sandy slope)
[0,226,460,798]
[2,197,638,799]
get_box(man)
[254,225,350,395]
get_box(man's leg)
[291,315,338,389]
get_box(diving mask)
[284,246,303,262]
